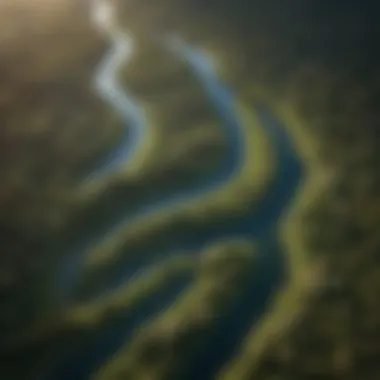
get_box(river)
[46,2,303,379]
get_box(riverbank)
[92,239,257,380]
[217,97,336,380]
[56,38,231,250]
[77,100,274,294]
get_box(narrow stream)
[84,0,144,182]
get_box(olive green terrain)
[116,0,380,379]
[0,0,272,375]
[1,0,380,380]
[0,0,231,345]
[0,0,120,340]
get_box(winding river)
[49,2,303,379]
[83,2,144,182]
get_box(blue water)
[83,33,145,183]
[47,35,303,380]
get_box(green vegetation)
[92,239,256,380]
[3,1,379,379]
[0,0,124,232]
[112,2,380,378]
[0,255,195,380]
[4,254,195,353]
[54,37,232,259]
[1,239,256,380]
[206,4,380,378]
[0,0,232,340]
[217,69,380,380]
[75,101,274,296]
[0,0,126,343]
[217,104,332,380]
